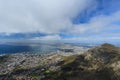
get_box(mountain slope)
[0,43,120,80]
[43,43,120,80]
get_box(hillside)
[0,43,120,80]
[42,43,120,80]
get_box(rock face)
[0,43,120,80]
[86,43,120,63]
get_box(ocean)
[0,44,59,55]
[0,42,96,55]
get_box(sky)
[0,0,120,43]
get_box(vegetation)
[0,55,9,64]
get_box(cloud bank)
[0,0,94,34]
[0,0,120,41]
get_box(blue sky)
[0,0,120,43]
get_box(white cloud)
[0,0,94,34]
[31,34,61,40]
[69,11,120,35]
